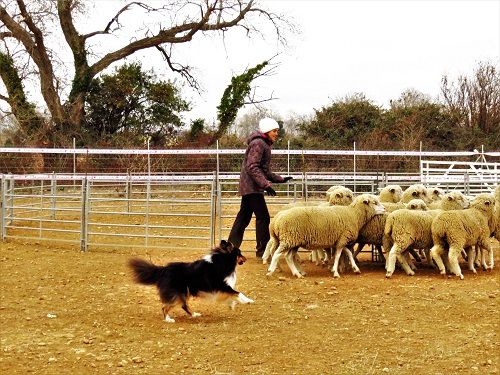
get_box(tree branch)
[90,1,253,76]
[155,45,201,92]
[1,1,64,123]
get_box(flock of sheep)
[262,183,500,280]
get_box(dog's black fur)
[128,240,253,322]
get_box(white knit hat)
[258,117,279,133]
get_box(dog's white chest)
[224,272,237,288]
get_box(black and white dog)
[128,240,254,322]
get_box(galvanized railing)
[1,168,498,252]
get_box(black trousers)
[228,193,270,256]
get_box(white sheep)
[266,194,385,278]
[493,185,500,243]
[426,186,445,207]
[379,185,403,203]
[405,198,428,210]
[262,186,354,267]
[354,183,430,261]
[430,193,496,279]
[384,191,470,277]
[325,185,345,201]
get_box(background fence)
[1,146,499,252]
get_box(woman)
[228,117,292,258]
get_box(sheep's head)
[471,193,496,215]
[328,187,354,206]
[354,194,385,215]
[427,187,444,201]
[405,198,427,210]
[443,191,470,210]
[380,184,403,203]
[403,184,430,203]
[325,185,344,201]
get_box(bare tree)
[0,0,290,145]
[441,61,500,133]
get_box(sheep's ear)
[447,195,453,201]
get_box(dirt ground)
[1,238,499,375]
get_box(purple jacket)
[238,131,284,195]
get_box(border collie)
[128,240,254,322]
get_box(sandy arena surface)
[1,239,499,375]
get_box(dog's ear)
[226,241,235,251]
[219,240,234,252]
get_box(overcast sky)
[180,0,500,123]
[141,0,499,124]
[3,0,500,126]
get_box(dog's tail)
[128,258,163,285]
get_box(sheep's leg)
[403,252,417,272]
[331,246,344,278]
[293,249,306,276]
[310,249,325,266]
[342,247,361,274]
[430,245,447,276]
[408,248,422,263]
[480,242,494,270]
[385,245,398,277]
[448,245,464,279]
[487,243,494,270]
[376,245,386,263]
[467,247,477,274]
[423,248,435,268]
[262,238,277,265]
[396,248,415,276]
[324,248,333,265]
[318,248,328,264]
[310,249,318,264]
[267,243,287,276]
[353,242,366,260]
[284,247,303,278]
[472,246,483,269]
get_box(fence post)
[304,172,308,201]
[353,141,357,193]
[80,177,88,251]
[73,137,76,189]
[126,170,131,213]
[210,171,216,247]
[217,173,222,244]
[80,178,89,251]
[464,171,470,195]
[51,172,56,219]
[287,140,290,197]
[216,141,222,243]
[145,179,151,247]
[8,177,14,224]
[1,176,5,240]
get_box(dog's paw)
[238,293,254,304]
[164,315,175,323]
[191,312,202,318]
